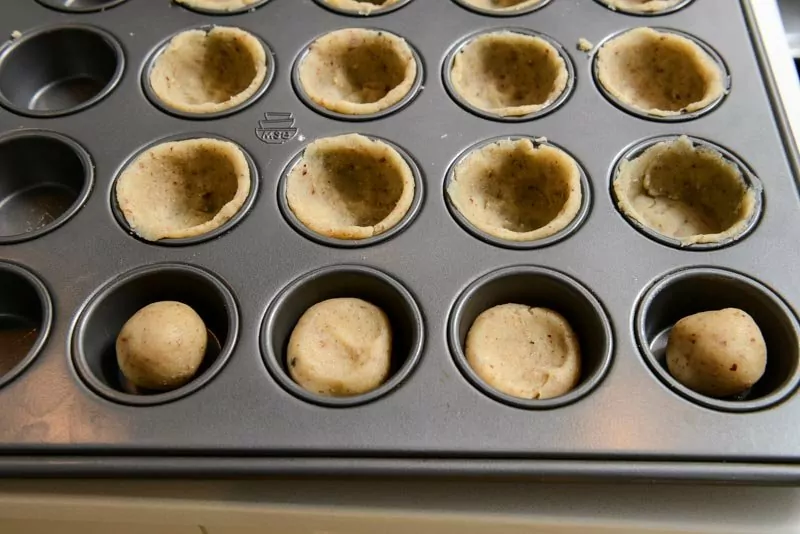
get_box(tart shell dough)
[448,138,582,242]
[601,0,685,13]
[466,304,581,400]
[614,136,756,245]
[288,298,392,397]
[286,133,415,240]
[149,26,267,115]
[460,0,545,12]
[450,31,568,117]
[175,0,262,12]
[596,27,725,116]
[299,28,417,116]
[322,0,404,14]
[116,138,251,241]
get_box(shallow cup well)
[593,0,694,16]
[35,0,130,12]
[451,0,554,17]
[313,0,415,16]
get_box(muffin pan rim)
[592,0,696,17]
[35,0,131,13]
[449,0,555,18]
[312,0,415,17]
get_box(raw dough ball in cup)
[288,298,392,397]
[465,304,581,400]
[600,0,686,13]
[286,133,415,240]
[149,26,267,115]
[450,31,568,117]
[460,0,546,13]
[322,0,405,14]
[448,138,582,242]
[116,301,208,391]
[175,0,263,13]
[298,28,418,116]
[596,27,725,117]
[116,138,252,242]
[667,308,767,398]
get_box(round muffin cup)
[292,29,424,122]
[279,135,423,248]
[0,24,124,118]
[0,262,52,390]
[36,0,130,12]
[261,265,425,408]
[72,263,239,407]
[443,28,575,122]
[451,0,553,17]
[636,267,800,413]
[445,136,590,249]
[0,130,93,244]
[110,133,259,247]
[143,25,275,120]
[610,135,763,250]
[313,0,414,16]
[593,0,694,16]
[173,0,272,15]
[592,27,730,122]
[449,266,613,409]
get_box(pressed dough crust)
[288,298,392,397]
[149,26,267,115]
[322,0,404,14]
[299,28,417,116]
[448,138,582,242]
[466,304,581,400]
[286,134,415,240]
[450,32,568,117]
[460,0,545,12]
[596,27,725,116]
[175,0,262,12]
[116,138,251,241]
[614,136,756,245]
[601,0,684,13]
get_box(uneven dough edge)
[602,0,684,13]
[461,0,546,12]
[324,0,404,14]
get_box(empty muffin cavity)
[297,28,419,116]
[448,138,583,243]
[36,0,129,12]
[320,0,407,14]
[596,28,726,117]
[598,0,689,13]
[285,134,416,241]
[148,26,268,116]
[115,137,253,242]
[448,31,569,118]
[457,0,547,14]
[175,0,267,12]
[613,136,759,247]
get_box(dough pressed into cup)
[596,27,725,117]
[288,298,392,397]
[322,0,404,14]
[466,303,581,400]
[614,136,757,246]
[298,28,417,116]
[286,133,415,240]
[448,138,582,242]
[600,0,685,13]
[175,0,263,12]
[116,138,251,242]
[450,31,568,117]
[459,0,546,12]
[149,26,267,115]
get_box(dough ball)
[116,301,208,391]
[288,298,392,397]
[450,31,568,117]
[116,138,251,241]
[600,0,685,13]
[596,27,725,116]
[286,133,415,240]
[149,26,267,115]
[460,0,545,12]
[613,136,757,245]
[448,138,582,242]
[298,28,417,116]
[465,304,581,400]
[666,308,767,398]
[322,0,404,14]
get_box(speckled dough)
[286,134,415,240]
[116,301,208,391]
[322,0,404,14]
[175,0,262,12]
[614,136,756,245]
[116,138,251,241]
[596,27,725,116]
[466,304,581,400]
[601,0,684,13]
[448,139,582,242]
[460,0,545,12]
[450,31,568,117]
[149,26,267,115]
[298,28,417,116]
[288,298,392,397]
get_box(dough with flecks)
[322,0,404,14]
[459,0,545,11]
[175,0,262,12]
[601,0,684,13]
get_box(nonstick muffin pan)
[0,0,798,482]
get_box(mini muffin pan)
[0,0,798,482]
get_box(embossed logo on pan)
[256,112,299,145]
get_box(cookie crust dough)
[466,304,581,400]
[613,136,756,246]
[175,0,262,12]
[448,138,582,242]
[322,0,404,14]
[459,0,546,12]
[116,138,251,241]
[149,26,267,115]
[450,31,568,117]
[596,27,725,116]
[601,0,685,13]
[288,298,392,397]
[298,28,417,116]
[286,133,415,240]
